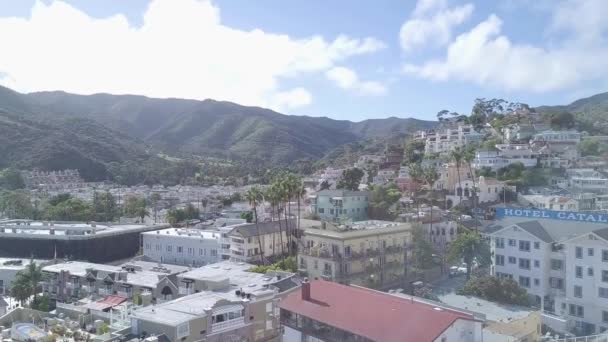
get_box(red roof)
[279,280,475,342]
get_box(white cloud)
[0,0,385,112]
[400,0,474,52]
[325,66,387,96]
[403,0,608,92]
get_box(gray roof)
[315,190,369,197]
[515,221,553,243]
[231,219,296,237]
[593,227,608,241]
[489,217,608,243]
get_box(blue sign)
[495,207,608,224]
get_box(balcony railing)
[117,291,131,298]
[98,288,113,296]
[211,317,245,333]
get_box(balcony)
[179,287,193,296]
[117,291,131,298]
[211,317,245,333]
[65,282,79,289]
[98,288,113,296]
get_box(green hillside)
[536,92,608,133]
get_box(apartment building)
[298,220,411,290]
[419,124,485,154]
[41,261,188,304]
[489,217,608,335]
[531,130,581,144]
[567,169,608,193]
[280,279,481,342]
[229,220,293,263]
[473,145,538,170]
[309,190,369,222]
[142,228,222,266]
[520,195,579,211]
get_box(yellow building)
[298,220,412,290]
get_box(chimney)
[301,278,311,301]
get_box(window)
[589,248,595,257]
[549,277,564,289]
[576,246,583,259]
[603,270,608,282]
[495,238,504,248]
[551,259,563,270]
[576,266,583,278]
[534,278,540,286]
[508,239,516,247]
[534,241,540,249]
[318,208,324,214]
[210,249,217,257]
[603,250,608,262]
[569,304,584,318]
[495,255,504,266]
[330,209,334,215]
[167,245,172,252]
[519,240,530,252]
[519,258,531,270]
[177,246,183,253]
[519,276,530,288]
[508,256,516,264]
[314,260,318,270]
[589,268,595,276]
[604,311,608,323]
[574,285,583,298]
[534,260,540,268]
[599,287,608,298]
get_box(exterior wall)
[310,193,369,222]
[299,229,411,289]
[229,230,289,263]
[433,319,482,342]
[143,231,221,266]
[490,226,550,305]
[0,267,22,295]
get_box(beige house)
[229,220,293,263]
[298,220,412,290]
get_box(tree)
[404,140,425,164]
[240,211,253,223]
[368,183,401,220]
[0,190,36,219]
[448,232,490,280]
[92,191,118,222]
[451,147,464,205]
[124,196,148,222]
[10,259,45,305]
[411,224,434,269]
[245,186,266,264]
[423,165,439,235]
[318,180,331,191]
[408,163,424,220]
[0,168,25,190]
[48,193,72,206]
[336,168,364,191]
[150,193,161,223]
[545,111,576,130]
[460,275,529,306]
[43,197,91,221]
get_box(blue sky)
[1,0,607,121]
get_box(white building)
[473,145,538,170]
[567,169,608,193]
[142,228,222,267]
[229,220,294,263]
[520,195,579,211]
[532,130,581,144]
[489,217,608,335]
[419,124,485,154]
[447,176,507,207]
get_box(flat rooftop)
[179,261,293,292]
[303,220,411,239]
[0,220,168,240]
[42,261,122,276]
[142,227,222,240]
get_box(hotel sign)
[496,207,608,224]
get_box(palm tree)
[408,163,424,221]
[451,147,464,206]
[463,147,478,230]
[423,165,439,231]
[245,187,265,264]
[448,232,491,280]
[270,183,286,256]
